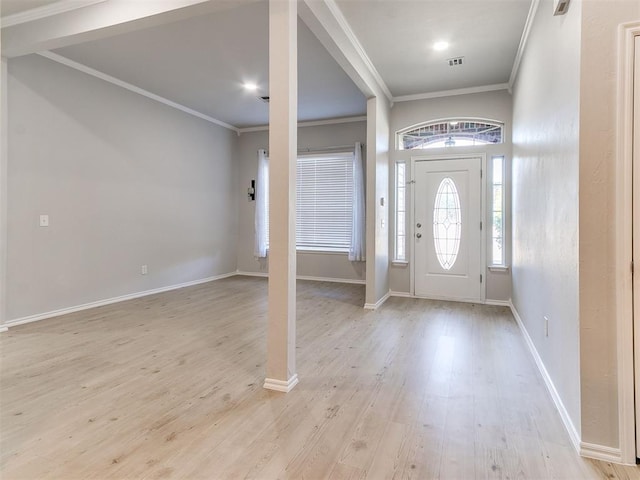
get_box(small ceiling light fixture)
[433,41,449,51]
[243,82,258,92]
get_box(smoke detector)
[448,57,464,67]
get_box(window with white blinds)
[297,153,353,250]
[266,152,354,251]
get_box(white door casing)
[412,156,485,302]
[632,34,640,459]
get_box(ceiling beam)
[238,115,367,134]
[1,0,258,58]
[1,0,107,28]
[298,0,392,103]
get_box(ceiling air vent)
[448,57,464,67]
[259,96,270,103]
[553,0,570,15]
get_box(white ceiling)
[335,0,531,97]
[52,1,366,128]
[3,0,532,128]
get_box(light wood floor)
[1,276,639,480]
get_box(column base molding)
[264,374,299,393]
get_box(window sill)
[296,248,349,256]
[488,265,510,272]
[265,248,349,256]
[392,260,409,267]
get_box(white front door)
[413,157,483,301]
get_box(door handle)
[416,223,422,228]
[416,233,422,238]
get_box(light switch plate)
[39,214,49,227]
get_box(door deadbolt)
[416,223,422,228]
[416,233,422,238]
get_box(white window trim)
[394,161,407,262]
[266,151,355,254]
[396,117,505,151]
[490,155,506,267]
[488,265,509,272]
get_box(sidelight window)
[491,156,505,265]
[394,162,407,261]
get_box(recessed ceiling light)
[433,41,449,51]
[243,82,258,92]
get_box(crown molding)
[1,0,107,28]
[508,0,541,90]
[393,83,510,103]
[38,51,239,132]
[238,115,367,134]
[33,51,365,134]
[323,0,392,102]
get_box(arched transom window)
[397,118,504,150]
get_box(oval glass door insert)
[433,177,462,270]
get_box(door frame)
[409,153,487,302]
[616,22,640,465]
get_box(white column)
[263,0,298,392]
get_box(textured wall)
[6,54,238,321]
[1,57,8,327]
[511,0,582,436]
[578,0,640,448]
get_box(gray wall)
[236,121,366,282]
[5,54,238,322]
[1,57,8,327]
[511,0,581,438]
[389,90,513,302]
[578,0,640,449]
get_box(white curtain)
[254,149,268,258]
[349,142,365,262]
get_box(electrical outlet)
[544,316,549,337]
[141,265,148,275]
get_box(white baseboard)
[485,299,511,307]
[4,271,237,329]
[5,271,366,330]
[390,291,510,307]
[264,374,299,393]
[508,300,581,452]
[580,442,623,464]
[364,290,391,310]
[236,271,268,278]
[235,270,365,285]
[389,291,413,298]
[296,275,365,285]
